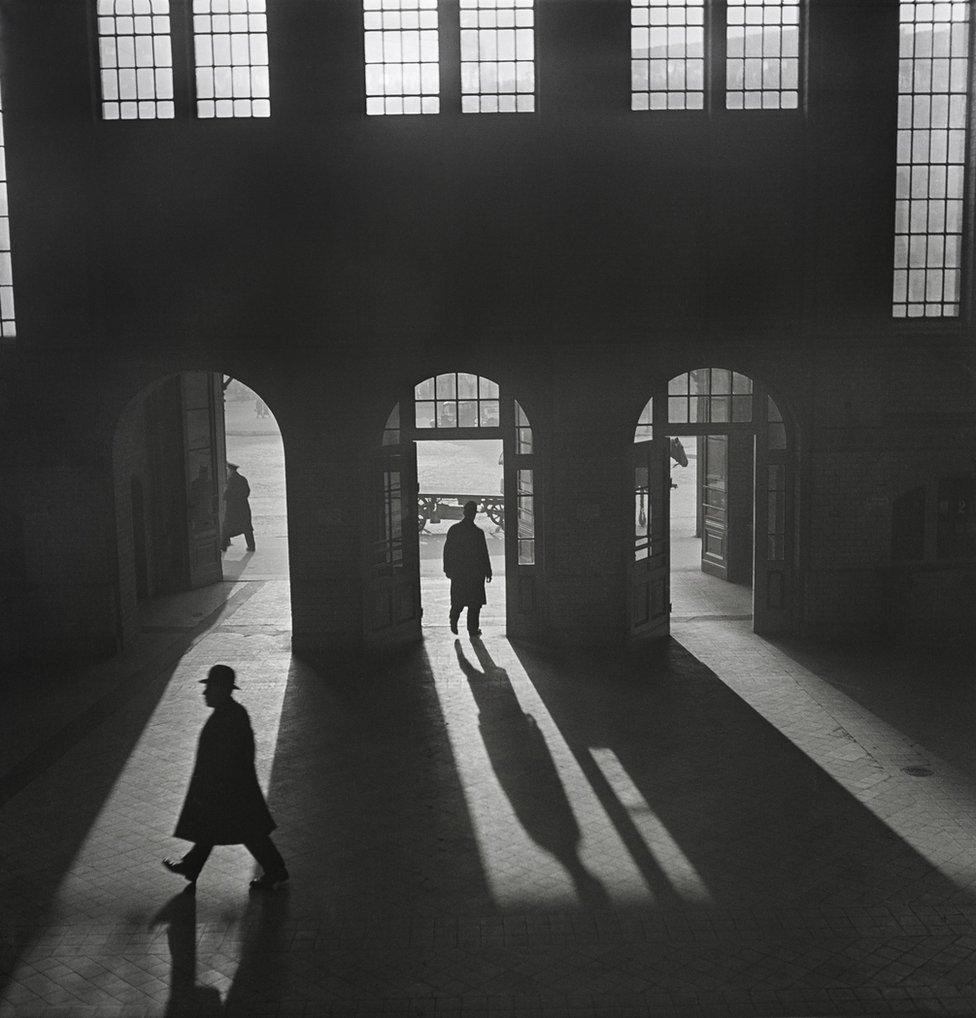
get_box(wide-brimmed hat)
[199,664,240,690]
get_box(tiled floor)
[2,577,976,1016]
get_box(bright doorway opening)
[221,378,288,581]
[668,435,753,621]
[417,438,505,629]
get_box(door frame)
[366,374,544,650]
[629,370,796,641]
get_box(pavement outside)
[2,565,976,1016]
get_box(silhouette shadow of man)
[455,638,608,907]
[150,889,223,1016]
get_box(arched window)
[414,372,500,429]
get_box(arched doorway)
[368,372,540,652]
[630,368,794,643]
[112,370,288,648]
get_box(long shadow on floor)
[0,584,266,998]
[211,636,976,1011]
[457,638,609,907]
[250,648,494,923]
[508,637,976,913]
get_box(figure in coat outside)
[163,665,288,890]
[221,462,255,551]
[443,500,492,636]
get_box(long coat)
[174,699,276,845]
[443,518,492,608]
[222,472,252,538]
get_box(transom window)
[726,0,800,110]
[193,0,271,119]
[364,0,440,116]
[461,0,535,114]
[0,80,15,339]
[414,373,500,429]
[668,368,754,423]
[893,0,971,317]
[631,0,705,111]
[96,0,175,120]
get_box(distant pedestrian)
[221,463,255,552]
[163,665,288,890]
[443,500,492,637]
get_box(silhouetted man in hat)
[163,665,288,890]
[443,500,492,637]
[221,463,255,552]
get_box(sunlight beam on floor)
[588,746,711,903]
[431,635,656,910]
[4,583,292,1011]
[675,623,976,894]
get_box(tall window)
[364,0,440,115]
[96,0,175,120]
[0,81,15,338]
[893,0,971,317]
[631,0,705,111]
[726,0,800,109]
[193,0,271,118]
[460,0,535,113]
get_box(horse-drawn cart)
[418,494,505,532]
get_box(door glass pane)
[635,463,649,560]
[518,468,535,564]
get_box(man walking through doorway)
[221,462,255,552]
[443,500,492,637]
[162,665,288,890]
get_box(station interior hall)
[1,2,976,1016]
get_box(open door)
[503,399,541,639]
[364,403,422,654]
[631,434,670,643]
[700,434,729,580]
[181,372,224,589]
[700,431,754,584]
[753,393,793,635]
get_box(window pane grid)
[726,0,800,110]
[414,373,500,428]
[631,1,705,112]
[0,82,15,338]
[460,0,535,114]
[515,400,533,453]
[193,0,271,119]
[96,0,174,120]
[666,369,753,424]
[634,398,654,442]
[364,0,440,116]
[893,0,970,317]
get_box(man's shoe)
[162,858,196,882]
[249,869,289,890]
[468,629,482,637]
[449,620,458,635]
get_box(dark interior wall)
[0,0,972,661]
[0,0,921,358]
